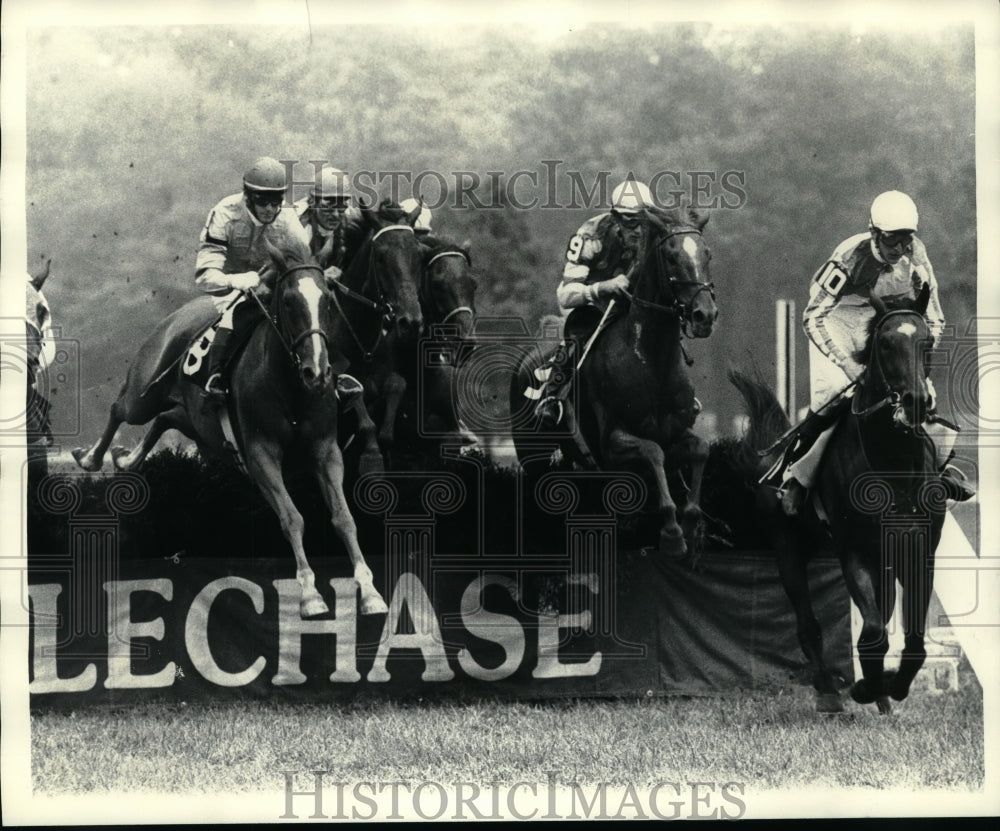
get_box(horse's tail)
[727,368,791,480]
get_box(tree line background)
[24,21,976,447]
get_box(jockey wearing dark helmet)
[533,177,654,428]
[294,165,365,276]
[197,156,310,403]
[767,190,975,515]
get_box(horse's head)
[263,236,338,394]
[420,237,476,339]
[855,284,934,431]
[346,200,424,342]
[634,206,718,338]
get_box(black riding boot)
[203,327,232,403]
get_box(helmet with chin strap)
[243,157,288,193]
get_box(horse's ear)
[404,200,422,227]
[316,231,336,269]
[915,282,931,316]
[359,200,378,229]
[263,237,288,275]
[460,239,472,262]
[30,259,51,291]
[688,207,710,231]
[870,291,888,319]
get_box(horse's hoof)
[359,451,385,477]
[300,596,330,618]
[110,446,131,471]
[71,447,100,472]
[360,595,388,616]
[876,695,893,715]
[849,679,878,705]
[884,671,911,702]
[815,692,844,714]
[658,533,687,559]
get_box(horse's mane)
[645,205,689,227]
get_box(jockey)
[196,156,310,401]
[772,190,975,515]
[294,165,363,274]
[400,198,434,239]
[533,177,653,428]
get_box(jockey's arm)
[922,263,946,347]
[195,268,261,293]
[556,262,598,309]
[802,266,863,380]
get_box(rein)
[329,224,413,361]
[249,263,330,370]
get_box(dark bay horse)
[409,236,480,447]
[510,207,718,555]
[729,285,945,714]
[72,237,388,618]
[323,202,424,454]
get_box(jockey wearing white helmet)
[195,156,310,401]
[400,198,433,236]
[534,176,654,428]
[769,189,974,514]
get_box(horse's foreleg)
[377,371,407,448]
[246,442,329,618]
[886,547,935,702]
[72,401,126,472]
[668,429,710,551]
[841,549,891,710]
[605,429,684,557]
[773,530,843,711]
[342,394,384,476]
[312,438,387,616]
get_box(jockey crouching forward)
[769,190,975,515]
[197,156,310,403]
[534,178,652,429]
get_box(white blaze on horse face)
[681,235,702,281]
[296,274,326,360]
[896,321,918,338]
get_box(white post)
[775,299,796,420]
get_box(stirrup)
[204,372,227,400]
[778,478,808,517]
[534,396,564,428]
[336,374,364,397]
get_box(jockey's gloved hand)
[596,274,631,299]
[229,271,262,292]
[323,265,343,286]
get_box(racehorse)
[72,236,388,618]
[323,201,425,457]
[510,207,718,556]
[405,236,480,448]
[729,284,945,714]
[25,260,55,477]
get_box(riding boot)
[925,415,976,502]
[203,326,232,404]
[533,341,575,429]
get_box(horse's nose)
[300,361,330,392]
[396,315,420,340]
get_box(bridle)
[422,249,475,330]
[328,223,414,361]
[624,224,716,339]
[249,262,330,370]
[850,309,929,430]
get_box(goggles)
[879,230,914,249]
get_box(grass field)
[31,674,983,796]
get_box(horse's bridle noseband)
[625,226,716,337]
[850,309,929,430]
[250,262,330,370]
